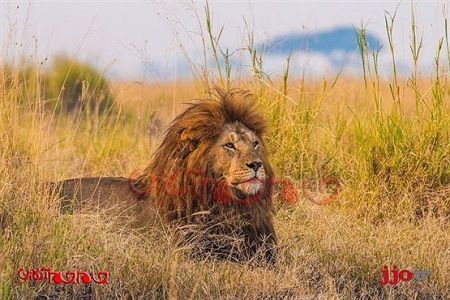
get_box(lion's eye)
[224,142,235,150]
[253,141,259,148]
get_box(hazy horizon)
[1,1,448,81]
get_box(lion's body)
[58,89,277,263]
[57,177,157,226]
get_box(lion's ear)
[181,128,201,148]
[181,128,196,141]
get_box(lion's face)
[209,121,267,197]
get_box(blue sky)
[1,1,448,81]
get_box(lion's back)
[56,177,156,226]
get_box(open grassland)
[1,72,449,298]
[1,6,450,299]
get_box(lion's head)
[209,121,267,197]
[132,88,276,262]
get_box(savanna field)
[1,7,450,299]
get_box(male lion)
[58,89,277,263]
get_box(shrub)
[45,56,115,114]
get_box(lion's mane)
[132,88,276,262]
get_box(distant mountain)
[262,26,381,55]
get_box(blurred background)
[1,0,448,81]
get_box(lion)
[57,88,277,263]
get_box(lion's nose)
[246,161,262,172]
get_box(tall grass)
[1,2,449,299]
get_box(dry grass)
[1,74,449,298]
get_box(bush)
[45,56,115,114]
